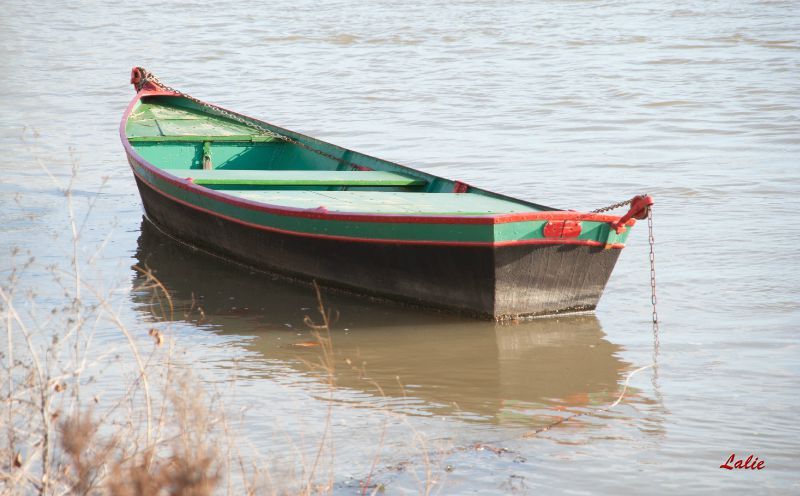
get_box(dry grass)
[0,139,448,496]
[1,268,412,495]
[0,256,399,496]
[1,273,217,496]
[0,147,235,496]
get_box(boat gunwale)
[120,88,636,228]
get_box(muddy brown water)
[1,0,799,493]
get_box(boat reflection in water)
[133,218,636,425]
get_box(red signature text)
[720,453,765,470]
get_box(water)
[2,0,799,493]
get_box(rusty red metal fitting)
[130,67,142,86]
[610,194,654,233]
[130,66,165,92]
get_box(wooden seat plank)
[180,170,427,187]
[128,135,277,142]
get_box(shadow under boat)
[132,217,636,424]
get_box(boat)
[121,67,653,320]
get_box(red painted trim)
[131,168,625,249]
[120,91,632,227]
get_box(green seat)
[128,135,276,142]
[177,170,427,187]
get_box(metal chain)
[589,194,660,346]
[648,208,660,347]
[136,69,373,169]
[136,69,290,141]
[591,198,635,214]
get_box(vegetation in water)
[0,143,448,495]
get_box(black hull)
[135,177,622,320]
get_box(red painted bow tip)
[130,66,166,93]
[130,67,147,88]
[610,194,654,234]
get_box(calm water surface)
[1,0,799,493]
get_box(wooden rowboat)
[122,67,653,320]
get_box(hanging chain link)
[648,208,659,346]
[588,194,660,341]
[135,68,373,169]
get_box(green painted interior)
[124,95,635,245]
[127,102,256,136]
[126,96,553,217]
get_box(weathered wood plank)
[182,170,427,187]
[128,135,277,142]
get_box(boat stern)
[490,196,653,320]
